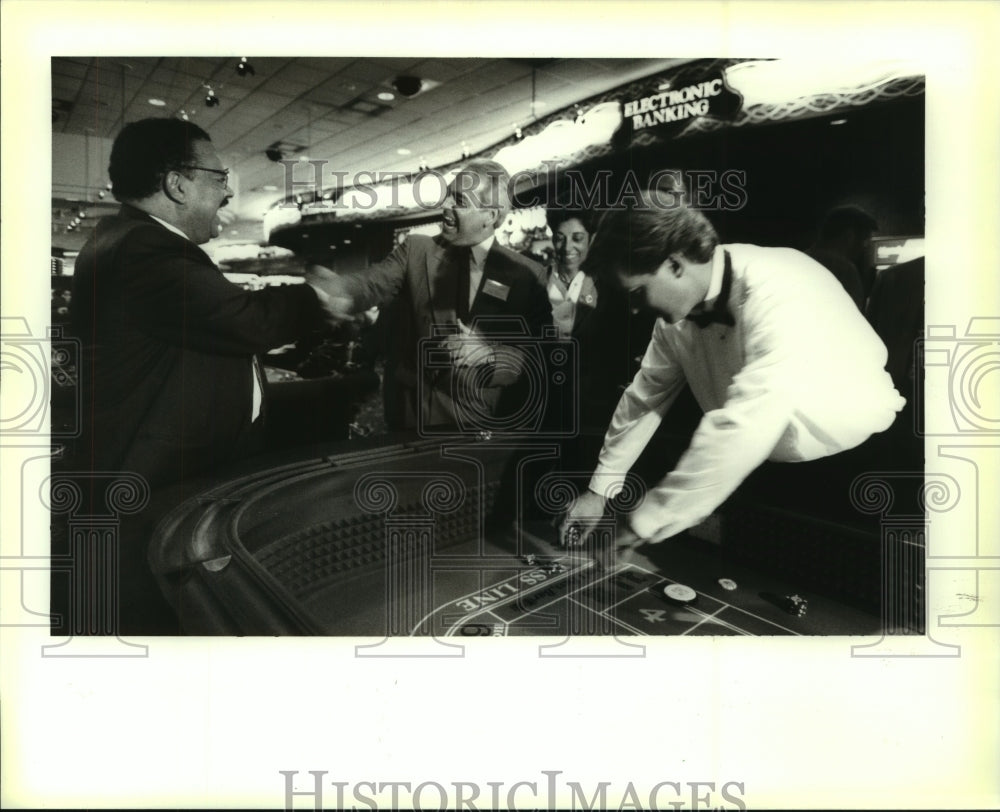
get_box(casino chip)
[783,594,809,617]
[459,624,492,636]
[761,591,809,617]
[662,583,698,606]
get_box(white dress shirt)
[149,213,263,422]
[148,213,191,242]
[590,243,906,541]
[547,268,586,338]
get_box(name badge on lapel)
[482,278,510,302]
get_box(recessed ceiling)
[52,56,693,226]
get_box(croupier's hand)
[558,490,607,547]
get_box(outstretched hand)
[304,264,355,323]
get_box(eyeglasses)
[179,165,230,185]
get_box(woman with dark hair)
[545,207,654,467]
[546,208,595,339]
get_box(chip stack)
[782,594,809,617]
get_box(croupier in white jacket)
[561,189,905,545]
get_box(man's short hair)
[819,205,878,240]
[457,158,511,218]
[109,118,212,202]
[584,189,719,279]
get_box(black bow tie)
[687,250,735,328]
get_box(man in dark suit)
[63,118,340,634]
[70,118,330,489]
[308,160,552,432]
[807,205,879,311]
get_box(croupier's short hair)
[584,189,719,279]
[109,117,212,202]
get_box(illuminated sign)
[620,70,743,140]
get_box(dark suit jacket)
[865,256,924,466]
[806,247,866,310]
[346,234,551,429]
[568,273,654,435]
[866,257,925,396]
[70,205,324,487]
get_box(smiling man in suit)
[308,159,552,432]
[65,117,342,634]
[71,117,330,489]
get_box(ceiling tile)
[49,56,690,226]
[51,60,89,79]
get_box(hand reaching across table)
[558,489,607,547]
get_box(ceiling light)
[830,118,848,126]
[392,76,423,98]
[396,148,411,155]
[377,92,395,102]
[261,184,279,191]
[148,98,166,107]
[205,87,219,108]
[236,57,255,77]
